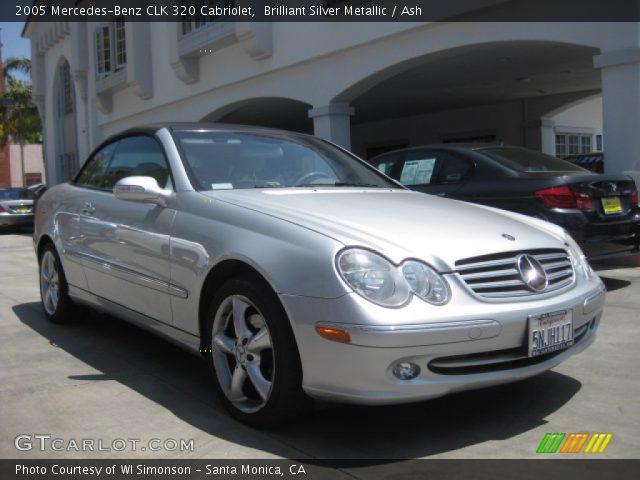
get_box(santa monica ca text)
[16,464,307,476]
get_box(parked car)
[34,124,605,427]
[369,144,640,261]
[0,187,37,230]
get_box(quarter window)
[74,143,118,188]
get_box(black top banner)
[5,0,640,23]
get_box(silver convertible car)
[34,124,606,427]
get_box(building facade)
[23,15,640,185]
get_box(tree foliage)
[0,57,42,146]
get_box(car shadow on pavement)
[13,301,582,460]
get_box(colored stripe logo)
[537,433,612,454]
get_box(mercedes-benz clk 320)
[34,124,606,427]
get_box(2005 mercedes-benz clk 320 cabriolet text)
[34,124,606,427]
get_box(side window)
[102,136,170,190]
[371,152,403,178]
[437,154,474,185]
[74,142,118,188]
[398,151,441,186]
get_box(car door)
[56,141,120,292]
[76,135,176,324]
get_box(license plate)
[601,196,622,214]
[528,310,574,357]
[15,206,30,213]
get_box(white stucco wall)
[551,95,603,151]
[24,20,640,183]
[8,144,46,187]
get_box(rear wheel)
[39,244,80,323]
[204,274,310,427]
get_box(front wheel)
[204,274,310,427]
[39,244,80,323]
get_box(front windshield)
[173,131,398,190]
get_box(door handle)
[82,202,95,215]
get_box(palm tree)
[0,57,42,187]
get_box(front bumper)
[281,273,605,405]
[548,209,640,260]
[0,212,34,227]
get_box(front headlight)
[337,249,409,307]
[336,248,450,307]
[401,261,450,305]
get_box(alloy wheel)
[40,250,60,315]
[211,295,274,413]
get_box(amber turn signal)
[315,326,351,344]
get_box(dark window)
[103,136,170,189]
[369,152,404,177]
[437,154,473,184]
[376,150,473,186]
[61,62,73,114]
[74,142,118,188]
[0,188,33,200]
[181,0,234,35]
[482,148,588,173]
[24,173,43,186]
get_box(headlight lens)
[337,249,409,307]
[401,261,450,305]
[336,248,450,307]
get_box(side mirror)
[113,176,172,207]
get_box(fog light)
[392,362,420,380]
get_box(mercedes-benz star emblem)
[516,254,548,292]
[502,233,515,241]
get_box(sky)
[0,21,31,81]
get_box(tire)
[204,274,311,427]
[39,243,81,324]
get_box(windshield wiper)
[254,182,285,188]
[332,182,382,187]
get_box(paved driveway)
[1,232,639,460]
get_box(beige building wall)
[8,144,46,187]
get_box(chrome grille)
[455,249,574,299]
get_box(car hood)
[204,188,567,271]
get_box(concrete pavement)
[1,232,639,460]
